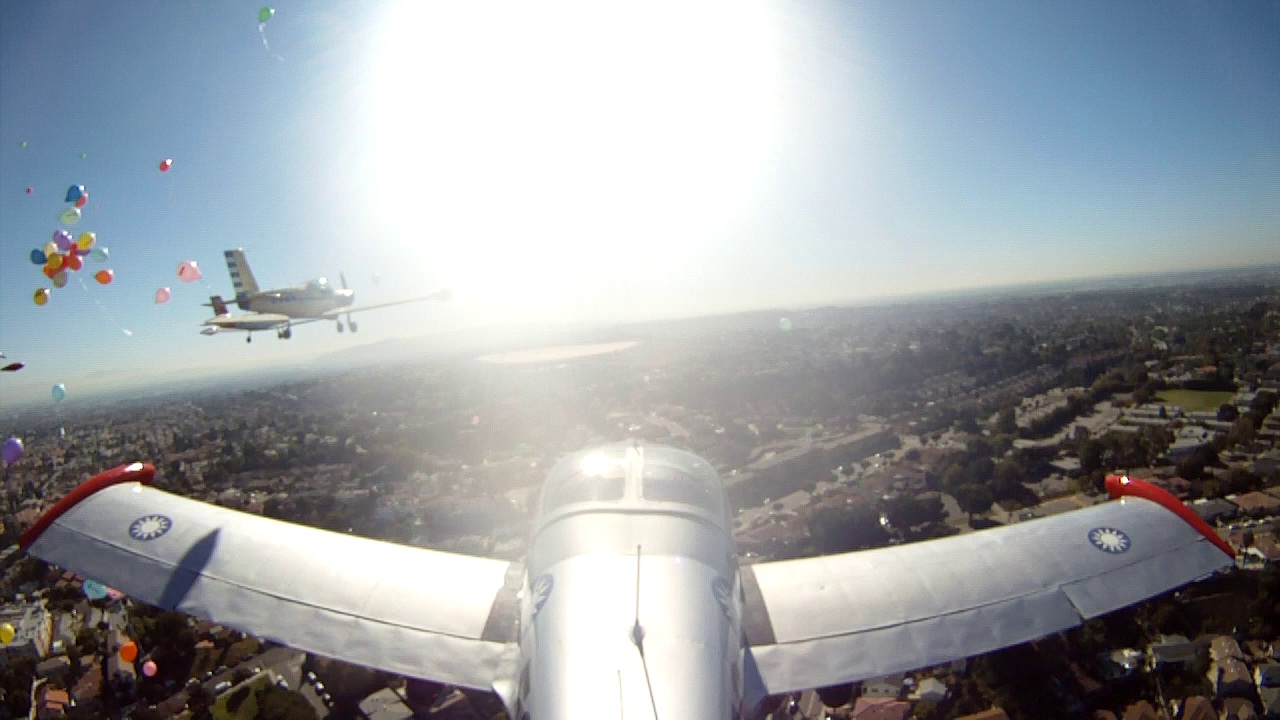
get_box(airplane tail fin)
[223,249,260,307]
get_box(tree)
[1079,439,1105,475]
[996,407,1018,435]
[254,685,319,720]
[954,484,993,521]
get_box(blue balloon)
[64,185,84,203]
[30,249,46,265]
[82,579,108,600]
[52,384,66,403]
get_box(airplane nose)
[342,290,355,306]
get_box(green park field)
[1154,389,1236,413]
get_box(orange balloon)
[65,253,83,272]
[119,641,137,662]
[94,269,114,285]
[74,193,88,208]
[43,266,58,279]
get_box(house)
[1209,657,1255,697]
[1178,695,1215,720]
[1232,492,1280,518]
[1213,636,1248,662]
[71,659,101,706]
[1191,498,1239,525]
[860,674,903,699]
[908,677,948,704]
[0,602,53,661]
[1222,697,1259,719]
[1148,634,1198,670]
[955,710,1009,720]
[850,697,911,720]
[35,655,72,683]
[36,686,68,719]
[1122,700,1159,720]
[1257,664,1280,719]
[1100,648,1145,680]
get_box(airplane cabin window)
[641,466,721,514]
[548,473,625,508]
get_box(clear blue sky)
[1,0,1277,408]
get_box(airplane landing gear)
[348,318,358,333]
[277,327,293,340]
[246,335,252,344]
[336,320,345,333]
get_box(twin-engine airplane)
[22,443,1234,719]
[202,249,451,342]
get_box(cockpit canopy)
[538,444,726,522]
[298,278,335,295]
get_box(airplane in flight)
[22,443,1234,719]
[202,249,451,342]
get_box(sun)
[360,0,781,319]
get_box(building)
[1257,664,1280,719]
[955,710,1009,720]
[0,602,52,661]
[36,685,69,719]
[1190,498,1238,525]
[861,674,903,699]
[1221,697,1259,719]
[1147,634,1197,670]
[1177,695,1215,720]
[850,697,911,720]
[910,677,949,704]
[1122,700,1159,720]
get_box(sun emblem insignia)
[1088,526,1130,554]
[128,514,172,541]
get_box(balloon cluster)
[28,185,114,306]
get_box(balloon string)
[258,24,285,62]
[76,275,133,336]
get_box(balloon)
[142,660,157,677]
[82,579,107,600]
[52,272,68,289]
[76,232,96,251]
[119,641,138,662]
[779,318,792,332]
[43,241,58,257]
[30,249,46,265]
[52,383,66,402]
[53,229,74,252]
[59,207,81,225]
[0,623,14,644]
[2,438,22,466]
[1,363,23,372]
[94,269,114,285]
[65,185,85,203]
[159,158,172,172]
[155,287,171,304]
[89,247,109,262]
[33,289,50,306]
[24,187,32,195]
[74,193,88,208]
[177,261,202,283]
[259,6,274,22]
[79,152,87,159]
[18,141,27,149]
[65,253,82,272]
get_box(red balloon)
[94,269,114,285]
[24,187,32,195]
[1,363,23,372]
[159,158,172,172]
[74,193,88,208]
[65,253,83,272]
[43,266,58,279]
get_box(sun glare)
[362,1,780,319]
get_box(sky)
[1,0,1278,408]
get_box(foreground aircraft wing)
[22,464,520,690]
[741,475,1235,695]
[202,312,293,330]
[320,289,452,318]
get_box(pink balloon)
[155,287,171,304]
[142,660,157,677]
[177,261,202,283]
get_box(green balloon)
[18,141,27,149]
[258,6,274,22]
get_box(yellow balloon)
[0,622,15,643]
[47,254,65,272]
[33,289,49,307]
[76,232,96,251]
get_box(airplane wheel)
[349,321,358,333]
[336,321,345,333]
[246,336,252,344]
[284,329,292,340]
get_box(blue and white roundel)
[129,514,172,541]
[1088,527,1130,554]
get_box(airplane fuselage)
[240,286,355,319]
[512,445,747,720]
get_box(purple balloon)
[2,437,22,466]
[53,229,74,252]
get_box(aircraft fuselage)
[511,445,746,720]
[242,286,355,319]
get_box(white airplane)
[22,443,1234,719]
[202,249,451,342]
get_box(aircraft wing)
[21,464,520,690]
[740,475,1235,696]
[203,313,293,330]
[319,289,452,318]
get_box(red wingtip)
[1105,474,1236,558]
[20,462,155,550]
